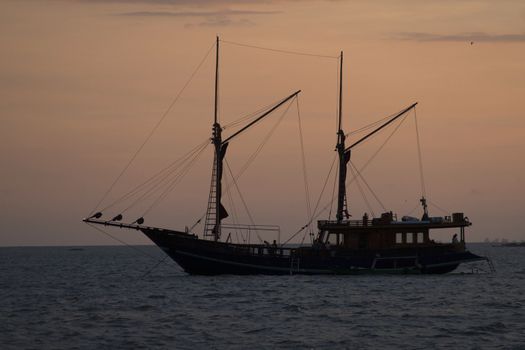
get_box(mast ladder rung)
[204,153,219,238]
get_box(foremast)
[205,36,228,241]
[203,36,301,241]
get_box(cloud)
[116,9,281,27]
[395,32,525,43]
[80,0,273,5]
[116,9,280,17]
[114,8,279,26]
[186,18,256,28]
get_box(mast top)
[214,36,220,126]
[337,51,343,134]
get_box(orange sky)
[1,0,524,245]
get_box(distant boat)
[493,242,525,247]
[84,37,488,275]
[68,248,85,251]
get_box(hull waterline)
[141,228,485,276]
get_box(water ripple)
[0,244,524,349]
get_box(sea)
[1,243,524,349]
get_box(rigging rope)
[287,109,413,244]
[223,170,246,243]
[281,154,337,246]
[223,99,283,131]
[100,138,210,213]
[313,154,337,224]
[284,110,411,244]
[346,113,410,186]
[221,40,339,59]
[104,139,208,218]
[348,164,376,218]
[133,142,209,208]
[230,97,296,183]
[87,222,178,281]
[428,199,450,215]
[282,162,339,246]
[350,161,387,214]
[406,202,421,216]
[295,97,313,237]
[89,41,216,216]
[349,160,387,213]
[282,194,341,245]
[414,107,427,199]
[203,99,296,242]
[141,142,209,216]
[225,160,263,243]
[346,113,395,137]
[138,254,172,280]
[188,98,297,244]
[86,222,158,260]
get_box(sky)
[1,0,524,246]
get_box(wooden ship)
[84,38,488,274]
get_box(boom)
[345,102,418,152]
[222,90,301,145]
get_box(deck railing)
[317,219,373,227]
[318,216,466,228]
[221,223,281,245]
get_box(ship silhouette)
[84,38,488,275]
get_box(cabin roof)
[317,219,471,232]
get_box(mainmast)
[336,51,350,223]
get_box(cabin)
[317,211,470,250]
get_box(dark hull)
[141,228,485,275]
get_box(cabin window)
[406,233,414,244]
[417,232,424,243]
[396,233,403,244]
[326,233,339,245]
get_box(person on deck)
[452,234,459,244]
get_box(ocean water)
[1,243,524,349]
